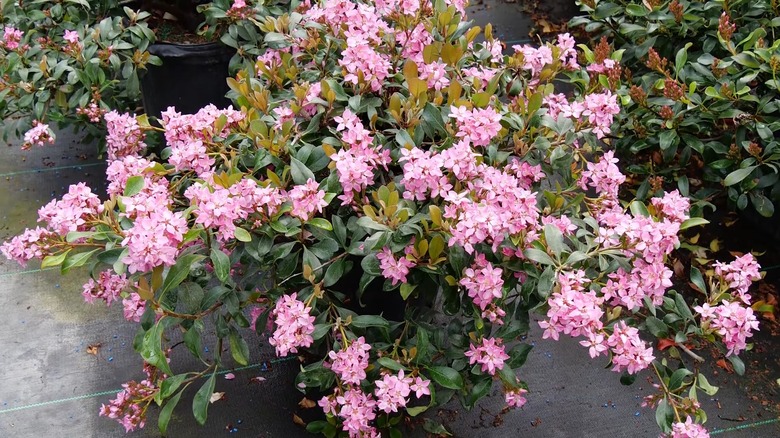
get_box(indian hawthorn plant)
[572,0,780,217]
[1,1,763,437]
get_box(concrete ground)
[1,2,778,437]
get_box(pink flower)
[327,336,372,385]
[557,33,579,69]
[288,178,328,221]
[63,30,79,44]
[374,370,413,413]
[121,209,188,273]
[713,254,761,303]
[460,254,504,310]
[399,147,450,201]
[37,182,104,235]
[695,300,759,356]
[449,105,503,147]
[268,293,316,357]
[122,293,146,322]
[376,247,415,286]
[666,416,710,438]
[23,122,54,148]
[82,271,128,306]
[513,44,553,77]
[409,376,431,398]
[579,151,626,199]
[2,26,23,50]
[504,388,528,408]
[651,190,690,224]
[335,388,378,437]
[99,378,157,432]
[607,321,655,374]
[1,227,55,266]
[104,111,146,160]
[581,91,620,139]
[464,337,509,375]
[339,44,390,92]
[579,331,609,358]
[539,270,603,340]
[105,156,154,197]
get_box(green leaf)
[290,157,315,185]
[210,248,231,284]
[351,315,390,329]
[161,254,205,296]
[332,216,347,247]
[361,253,382,276]
[629,200,650,217]
[159,374,188,400]
[428,235,445,260]
[233,227,251,242]
[406,405,429,417]
[669,368,693,391]
[41,250,71,269]
[698,374,719,396]
[377,357,406,371]
[645,316,669,338]
[750,193,774,217]
[675,293,694,321]
[626,3,648,16]
[323,258,345,287]
[356,216,391,231]
[229,329,250,366]
[655,399,674,433]
[308,218,333,230]
[400,283,417,300]
[659,130,678,151]
[141,320,173,376]
[524,248,555,266]
[158,390,183,435]
[728,355,745,376]
[506,343,533,368]
[61,249,99,274]
[421,103,447,136]
[192,372,216,426]
[679,217,709,230]
[426,366,464,390]
[543,223,565,258]
[620,372,637,386]
[689,267,707,294]
[731,52,760,68]
[123,175,145,197]
[723,166,757,186]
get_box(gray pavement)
[1,2,778,436]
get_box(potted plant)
[0,0,279,153]
[1,1,761,437]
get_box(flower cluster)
[82,271,128,306]
[104,111,146,160]
[268,293,315,357]
[376,246,415,286]
[713,254,761,303]
[667,416,710,438]
[695,300,759,356]
[460,254,504,310]
[465,337,510,375]
[37,182,104,235]
[22,122,54,149]
[449,105,503,147]
[99,378,157,432]
[327,336,372,385]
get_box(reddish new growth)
[663,79,684,101]
[659,106,674,120]
[645,48,669,73]
[629,85,648,106]
[718,12,736,42]
[669,0,684,23]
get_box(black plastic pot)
[140,42,235,118]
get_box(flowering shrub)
[1,1,764,437]
[0,0,279,152]
[0,0,159,148]
[571,0,780,217]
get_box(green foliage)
[572,0,780,216]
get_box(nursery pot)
[140,41,235,118]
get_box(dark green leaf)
[158,389,183,435]
[290,157,315,185]
[210,248,231,284]
[229,329,250,366]
[351,314,390,329]
[161,254,205,296]
[192,372,216,426]
[426,366,464,390]
[645,316,669,338]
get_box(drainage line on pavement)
[710,417,780,435]
[0,162,104,178]
[0,267,57,278]
[0,356,296,415]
